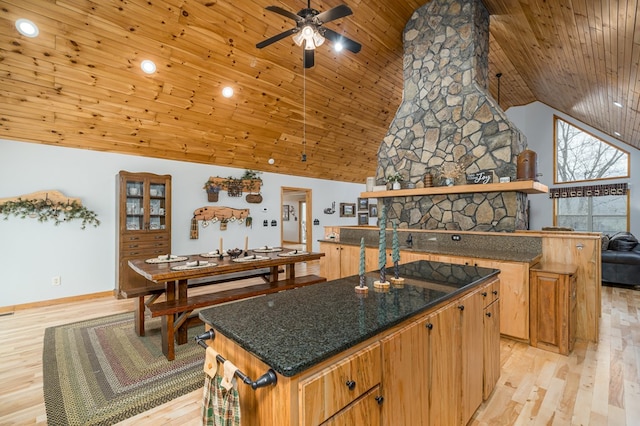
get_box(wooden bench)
[121,267,279,337]
[148,274,327,360]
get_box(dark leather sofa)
[601,232,640,287]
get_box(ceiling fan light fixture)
[293,25,324,50]
[334,41,344,52]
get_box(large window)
[556,194,628,233]
[553,117,629,232]
[554,116,629,184]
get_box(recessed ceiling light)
[15,19,39,38]
[613,101,623,108]
[614,131,621,137]
[140,60,156,74]
[268,158,275,165]
[222,86,234,98]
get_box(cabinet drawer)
[121,233,169,243]
[121,244,170,258]
[321,386,381,426]
[480,278,500,308]
[301,343,381,426]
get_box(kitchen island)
[199,260,500,425]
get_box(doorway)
[281,187,312,252]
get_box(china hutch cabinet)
[116,171,172,298]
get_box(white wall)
[0,139,364,306]
[506,102,640,236]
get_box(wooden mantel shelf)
[360,180,548,198]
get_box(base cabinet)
[206,278,501,425]
[529,263,577,355]
[381,278,499,426]
[319,243,360,280]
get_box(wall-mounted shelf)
[360,180,548,198]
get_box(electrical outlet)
[451,234,461,241]
[52,276,61,286]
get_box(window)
[554,116,629,184]
[556,194,628,233]
[553,117,630,232]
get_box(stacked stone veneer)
[376,0,529,232]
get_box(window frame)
[553,191,630,232]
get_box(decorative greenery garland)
[0,198,100,229]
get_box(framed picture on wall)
[358,198,369,211]
[340,203,356,217]
[283,205,290,221]
[369,203,378,217]
[358,212,369,226]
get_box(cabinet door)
[428,303,462,426]
[340,245,361,278]
[320,243,342,281]
[380,315,430,425]
[322,386,381,426]
[399,250,430,264]
[483,298,500,399]
[459,289,484,424]
[476,259,529,341]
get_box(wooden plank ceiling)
[0,0,638,183]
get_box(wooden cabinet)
[529,263,577,355]
[301,343,380,425]
[116,171,171,298]
[319,243,360,280]
[429,253,530,341]
[380,279,498,426]
[319,242,387,280]
[482,279,500,399]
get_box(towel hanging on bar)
[202,347,241,426]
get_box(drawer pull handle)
[426,323,433,330]
[375,396,384,405]
[345,380,356,390]
[481,292,488,297]
[486,312,492,318]
[458,305,464,311]
[492,290,498,295]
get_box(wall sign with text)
[466,170,494,184]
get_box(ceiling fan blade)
[304,48,315,68]
[315,4,352,24]
[265,5,303,22]
[256,27,298,49]
[322,28,362,53]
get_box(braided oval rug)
[43,313,204,425]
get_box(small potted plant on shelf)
[203,180,221,202]
[386,172,404,190]
[241,169,263,203]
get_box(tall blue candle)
[359,237,365,276]
[378,205,387,282]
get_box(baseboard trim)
[0,290,115,314]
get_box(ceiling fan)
[256,1,362,68]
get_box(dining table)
[128,247,325,360]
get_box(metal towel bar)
[195,329,277,390]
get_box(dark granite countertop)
[199,260,498,377]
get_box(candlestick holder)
[355,274,369,294]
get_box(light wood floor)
[0,262,638,425]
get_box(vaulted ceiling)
[1,0,638,183]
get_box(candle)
[378,205,387,270]
[392,222,400,263]
[244,236,249,252]
[219,237,223,253]
[359,237,365,276]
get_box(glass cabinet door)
[148,181,167,231]
[125,179,144,231]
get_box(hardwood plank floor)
[0,265,638,425]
